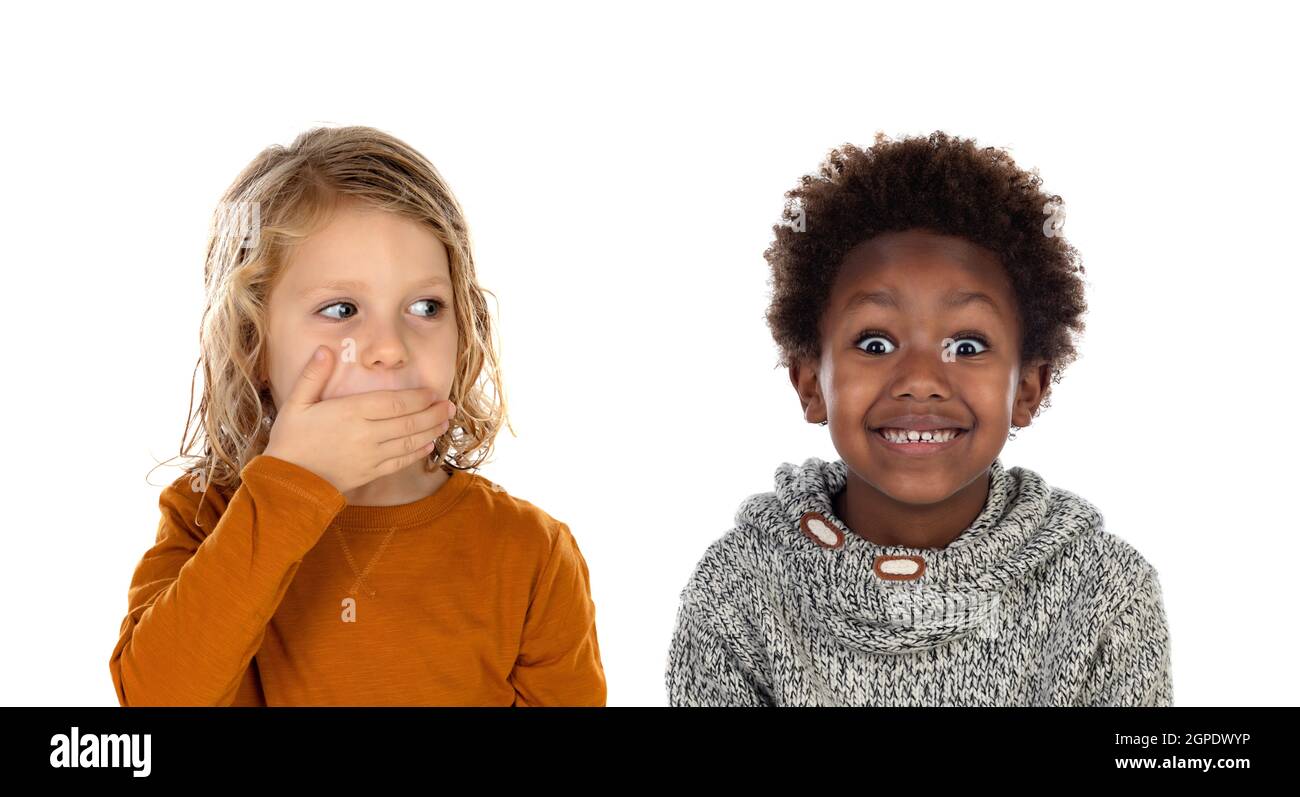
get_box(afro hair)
[763,130,1088,423]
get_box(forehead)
[278,200,450,291]
[831,229,1014,314]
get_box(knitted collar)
[736,456,1102,654]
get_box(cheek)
[418,331,460,385]
[827,363,873,411]
[437,324,459,354]
[957,377,1014,428]
[976,367,1019,411]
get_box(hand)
[261,345,457,495]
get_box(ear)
[1011,360,1052,428]
[788,356,828,425]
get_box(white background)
[2,0,1295,707]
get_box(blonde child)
[111,125,605,706]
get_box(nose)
[348,313,411,370]
[887,340,953,400]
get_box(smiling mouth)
[872,427,969,452]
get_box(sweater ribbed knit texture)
[665,457,1173,706]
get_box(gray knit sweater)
[665,457,1173,706]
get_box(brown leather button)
[873,554,926,581]
[799,511,844,549]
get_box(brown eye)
[854,330,895,355]
[945,334,991,357]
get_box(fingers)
[287,345,336,407]
[356,386,443,421]
[371,400,457,445]
[375,419,450,472]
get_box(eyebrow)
[842,288,1003,318]
[298,276,450,298]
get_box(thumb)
[287,345,334,407]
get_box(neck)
[342,460,451,507]
[833,467,991,549]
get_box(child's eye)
[945,333,991,357]
[318,299,446,321]
[319,301,358,321]
[854,330,896,355]
[411,298,445,318]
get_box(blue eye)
[319,301,357,321]
[411,298,445,318]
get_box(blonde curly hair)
[153,125,513,501]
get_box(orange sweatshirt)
[109,454,605,706]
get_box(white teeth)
[879,428,962,444]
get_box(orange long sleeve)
[109,454,348,706]
[110,454,606,706]
[511,523,604,706]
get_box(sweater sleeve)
[1084,568,1174,707]
[510,522,607,706]
[109,454,347,706]
[666,590,774,707]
